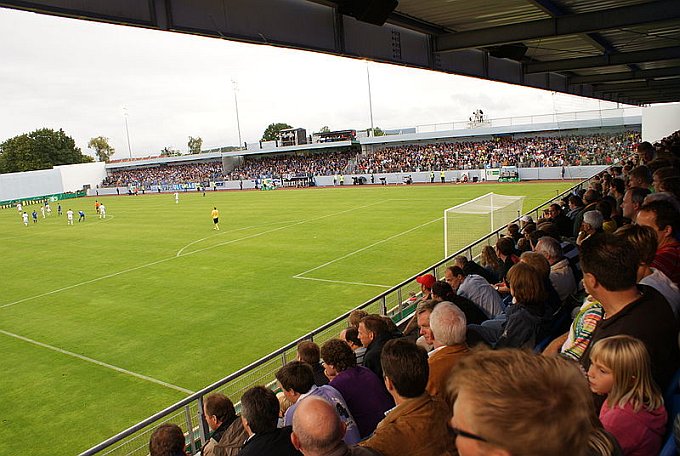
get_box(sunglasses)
[450,426,490,443]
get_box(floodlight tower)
[366,61,375,136]
[232,79,243,149]
[123,107,132,158]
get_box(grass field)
[0,181,572,455]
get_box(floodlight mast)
[232,79,243,150]
[123,107,132,158]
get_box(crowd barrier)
[79,173,600,456]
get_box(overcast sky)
[0,7,626,160]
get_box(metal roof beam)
[569,67,680,84]
[526,46,680,73]
[592,78,680,92]
[435,0,680,52]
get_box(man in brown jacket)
[426,301,470,403]
[360,339,456,456]
[202,393,248,456]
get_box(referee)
[211,207,220,230]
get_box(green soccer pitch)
[0,181,572,455]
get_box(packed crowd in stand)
[103,132,639,188]
[223,151,355,181]
[102,162,223,188]
[147,130,680,456]
[355,132,640,173]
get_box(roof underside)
[1,0,679,106]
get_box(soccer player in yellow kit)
[211,207,220,230]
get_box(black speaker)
[488,43,528,61]
[340,0,399,26]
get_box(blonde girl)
[588,335,667,456]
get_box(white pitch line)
[177,201,385,258]
[0,256,177,309]
[294,276,391,288]
[294,216,443,278]
[1,202,387,310]
[176,220,302,257]
[0,329,194,394]
[176,224,259,257]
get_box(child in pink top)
[588,335,667,456]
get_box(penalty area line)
[294,216,443,279]
[0,329,194,395]
[293,276,391,288]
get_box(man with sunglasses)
[447,349,594,456]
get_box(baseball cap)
[416,273,437,289]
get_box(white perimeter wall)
[0,162,106,201]
[0,169,63,201]
[58,162,107,192]
[642,103,680,143]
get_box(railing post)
[197,396,209,448]
[381,295,387,316]
[397,288,403,318]
[185,404,198,454]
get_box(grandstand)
[96,118,641,195]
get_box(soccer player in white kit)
[99,204,106,219]
[174,192,179,204]
[66,209,74,225]
[40,206,45,218]
[46,203,52,216]
[17,202,22,213]
[22,212,28,226]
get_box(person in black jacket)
[296,341,328,386]
[358,315,391,379]
[237,386,302,456]
[453,255,495,284]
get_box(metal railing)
[409,107,641,134]
[80,174,599,456]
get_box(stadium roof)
[1,0,679,106]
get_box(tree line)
[1,123,384,174]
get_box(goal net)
[444,192,525,258]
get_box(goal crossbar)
[443,192,525,258]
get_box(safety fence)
[79,174,599,456]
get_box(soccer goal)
[444,192,525,258]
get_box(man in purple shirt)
[321,339,394,438]
[276,361,361,445]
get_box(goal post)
[443,192,525,258]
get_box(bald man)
[291,396,381,456]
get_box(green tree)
[319,125,330,133]
[0,128,93,174]
[368,127,385,137]
[188,136,203,154]
[88,136,115,162]
[262,122,292,141]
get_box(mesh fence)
[81,175,597,456]
[444,193,524,257]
